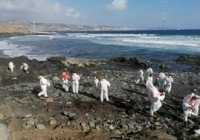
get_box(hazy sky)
[0,0,200,29]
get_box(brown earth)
[0,23,30,34]
[11,127,108,140]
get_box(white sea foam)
[0,40,48,60]
[0,40,33,57]
[80,34,200,49]
[0,38,64,60]
[1,33,200,60]
[9,34,66,41]
[36,34,65,40]
[66,33,156,39]
[66,33,200,48]
[120,38,200,47]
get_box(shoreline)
[1,32,200,71]
[0,54,198,72]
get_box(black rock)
[111,57,150,69]
[47,57,66,63]
[176,55,200,66]
[62,111,77,120]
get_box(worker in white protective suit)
[182,93,200,122]
[94,76,99,88]
[8,61,15,73]
[38,76,51,98]
[72,73,80,94]
[144,67,154,83]
[99,78,111,103]
[20,63,29,73]
[157,72,167,92]
[135,69,144,84]
[61,71,70,92]
[145,72,154,87]
[146,77,165,116]
[165,76,174,94]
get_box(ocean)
[1,30,200,61]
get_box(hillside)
[0,22,122,34]
[0,23,30,34]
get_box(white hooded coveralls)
[145,75,153,87]
[136,70,144,84]
[157,73,167,91]
[165,76,174,94]
[182,93,200,122]
[38,76,50,97]
[72,73,80,94]
[94,77,99,88]
[144,68,153,83]
[146,78,165,116]
[8,61,15,73]
[20,63,29,73]
[100,79,111,102]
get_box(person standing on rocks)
[182,93,200,122]
[8,61,15,73]
[144,67,154,83]
[135,69,144,84]
[94,76,99,88]
[156,72,167,92]
[165,76,174,94]
[72,73,80,94]
[145,73,153,87]
[99,78,111,103]
[146,76,165,116]
[38,76,51,98]
[61,71,70,92]
[20,62,29,73]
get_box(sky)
[0,0,200,29]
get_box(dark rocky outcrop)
[176,55,200,66]
[111,57,150,69]
[0,56,200,139]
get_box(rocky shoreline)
[0,56,200,140]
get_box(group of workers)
[136,67,200,122]
[136,68,173,117]
[38,71,111,103]
[7,61,200,122]
[8,61,29,73]
[7,61,111,103]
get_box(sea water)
[0,30,200,61]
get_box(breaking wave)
[0,39,57,60]
[0,32,200,60]
[0,40,30,57]
[66,33,200,48]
